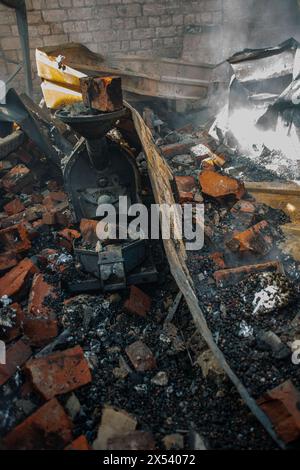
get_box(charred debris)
[0,38,300,451]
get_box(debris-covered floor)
[1,37,300,452]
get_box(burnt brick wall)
[0,0,299,97]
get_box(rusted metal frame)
[127,102,286,449]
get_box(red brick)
[226,220,272,255]
[65,435,90,450]
[126,341,156,372]
[25,345,92,400]
[214,261,283,286]
[199,170,245,199]
[80,218,98,245]
[27,274,57,318]
[0,340,32,386]
[0,164,33,193]
[0,251,18,272]
[43,191,68,210]
[124,286,151,317]
[58,228,81,251]
[23,319,58,348]
[58,228,80,242]
[107,431,156,450]
[0,223,31,254]
[210,252,226,270]
[257,380,300,444]
[160,142,192,159]
[178,191,194,203]
[0,258,39,299]
[0,205,46,230]
[4,398,73,450]
[4,198,25,216]
[175,176,197,193]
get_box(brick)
[43,9,68,22]
[226,220,272,255]
[0,223,31,254]
[124,285,151,317]
[108,431,156,450]
[160,142,192,159]
[24,274,58,347]
[0,340,32,386]
[125,340,156,372]
[132,28,155,40]
[214,261,283,286]
[117,4,141,17]
[65,435,90,450]
[80,76,123,112]
[4,198,25,216]
[0,259,39,299]
[178,191,194,203]
[1,165,33,193]
[175,176,197,193]
[43,191,68,210]
[0,252,18,273]
[80,218,98,245]
[231,200,256,226]
[257,380,300,444]
[4,398,73,450]
[25,345,92,400]
[199,170,245,199]
[23,319,58,348]
[27,274,57,318]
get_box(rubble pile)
[0,134,281,450]
[144,106,300,447]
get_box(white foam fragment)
[252,285,279,315]
[238,320,254,338]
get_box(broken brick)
[4,198,25,216]
[257,380,300,444]
[58,228,80,242]
[199,170,245,199]
[107,431,156,451]
[125,340,156,372]
[43,191,68,210]
[27,274,57,318]
[175,176,197,193]
[124,285,151,318]
[178,191,194,203]
[42,201,72,227]
[80,218,98,245]
[209,252,226,270]
[226,220,272,255]
[4,398,73,450]
[214,261,283,286]
[0,258,39,299]
[25,345,92,400]
[23,319,58,348]
[58,228,80,251]
[160,142,192,159]
[0,223,31,254]
[0,251,18,272]
[0,164,33,193]
[0,339,32,386]
[80,76,123,112]
[65,435,90,451]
